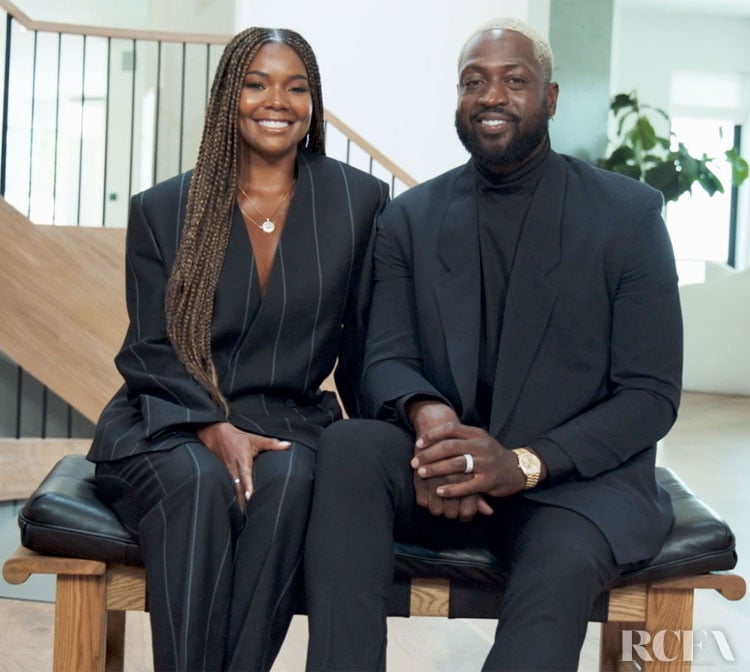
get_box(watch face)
[519,453,539,474]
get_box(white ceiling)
[617,0,750,18]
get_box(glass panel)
[665,118,734,264]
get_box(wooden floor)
[1,391,748,671]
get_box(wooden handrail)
[324,110,417,188]
[0,0,418,188]
[0,0,228,44]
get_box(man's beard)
[455,106,549,170]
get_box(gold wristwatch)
[512,448,541,490]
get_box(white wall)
[235,0,551,183]
[680,267,750,395]
[11,0,234,35]
[611,7,750,118]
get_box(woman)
[87,27,388,671]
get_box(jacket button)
[285,398,297,407]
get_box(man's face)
[455,29,558,174]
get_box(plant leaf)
[617,164,642,181]
[696,165,724,196]
[598,92,744,205]
[611,92,636,114]
[634,116,657,150]
[645,162,681,202]
[725,148,749,187]
[609,145,636,164]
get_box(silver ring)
[233,478,241,485]
[463,454,474,474]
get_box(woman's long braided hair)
[164,27,326,415]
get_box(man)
[304,17,682,672]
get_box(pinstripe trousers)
[96,439,315,672]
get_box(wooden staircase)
[0,198,127,424]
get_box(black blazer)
[364,150,683,565]
[88,150,388,462]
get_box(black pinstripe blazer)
[88,150,389,462]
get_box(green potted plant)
[597,92,748,203]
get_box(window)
[665,118,736,264]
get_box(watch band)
[512,447,541,489]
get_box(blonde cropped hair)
[458,17,554,83]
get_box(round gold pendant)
[260,219,276,233]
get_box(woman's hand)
[196,422,290,507]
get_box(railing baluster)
[51,32,61,225]
[102,37,111,227]
[26,29,38,218]
[76,35,87,226]
[1,14,13,196]
[153,40,162,186]
[204,43,210,106]
[40,385,48,438]
[14,365,22,439]
[127,38,136,210]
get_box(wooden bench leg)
[54,573,108,672]
[603,586,694,672]
[600,621,643,672]
[105,610,126,672]
[640,587,693,672]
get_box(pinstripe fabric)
[96,440,315,671]
[88,150,388,462]
[88,150,388,671]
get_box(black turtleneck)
[470,138,551,429]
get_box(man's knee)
[513,536,618,603]
[315,419,412,498]
[319,419,410,462]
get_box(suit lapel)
[489,151,568,437]
[433,164,481,414]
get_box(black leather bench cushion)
[387,467,739,618]
[613,467,737,586]
[19,455,737,612]
[19,454,142,567]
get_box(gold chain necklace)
[236,182,295,234]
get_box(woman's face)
[237,42,313,162]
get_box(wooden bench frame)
[3,545,745,672]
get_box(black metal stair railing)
[0,12,415,228]
[0,8,415,440]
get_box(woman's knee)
[253,443,316,502]
[97,442,234,522]
[149,443,237,513]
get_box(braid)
[164,27,326,414]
